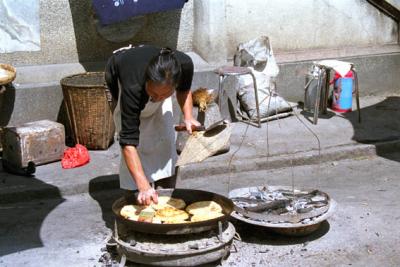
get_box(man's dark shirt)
[105,45,193,147]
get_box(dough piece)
[162,217,189,224]
[190,212,224,222]
[155,207,189,222]
[152,217,163,224]
[120,205,146,220]
[186,201,223,215]
[151,196,186,210]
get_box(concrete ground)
[1,95,399,203]
[0,154,399,267]
[0,95,399,266]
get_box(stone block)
[2,120,65,175]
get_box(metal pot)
[112,188,234,235]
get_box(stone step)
[1,138,398,204]
[2,50,400,127]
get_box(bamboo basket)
[60,72,115,150]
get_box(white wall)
[194,0,398,62]
[193,0,227,63]
[0,0,194,66]
[1,0,398,66]
[387,0,400,10]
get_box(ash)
[118,222,234,254]
[231,186,329,224]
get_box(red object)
[331,104,352,113]
[61,144,90,169]
[330,70,354,85]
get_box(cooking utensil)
[174,119,226,133]
[176,120,231,166]
[112,188,234,235]
[137,210,155,223]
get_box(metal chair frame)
[306,63,361,124]
[214,66,261,128]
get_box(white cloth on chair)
[315,60,353,77]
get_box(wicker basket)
[0,64,16,85]
[61,72,115,150]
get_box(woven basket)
[0,64,16,85]
[61,72,115,150]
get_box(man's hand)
[184,117,201,135]
[122,145,158,205]
[176,90,200,135]
[137,186,158,205]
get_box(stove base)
[115,222,235,266]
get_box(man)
[105,45,200,205]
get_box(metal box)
[1,120,65,174]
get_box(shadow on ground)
[344,96,400,162]
[0,84,15,126]
[0,162,65,257]
[89,174,124,230]
[300,110,336,124]
[299,96,400,162]
[232,219,330,245]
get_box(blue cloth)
[92,0,188,25]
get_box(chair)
[214,66,261,128]
[305,61,361,124]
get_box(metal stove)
[107,189,236,266]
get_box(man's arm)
[122,145,158,205]
[104,55,119,103]
[176,90,200,134]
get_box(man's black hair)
[145,47,182,87]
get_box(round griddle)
[112,188,234,235]
[229,186,336,236]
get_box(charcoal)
[189,243,200,250]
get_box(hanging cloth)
[92,0,188,25]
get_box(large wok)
[112,188,234,235]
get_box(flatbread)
[120,205,155,221]
[152,217,163,224]
[151,196,186,210]
[190,212,224,222]
[155,206,189,222]
[186,201,223,215]
[162,217,189,224]
[120,205,145,220]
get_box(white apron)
[114,84,177,190]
